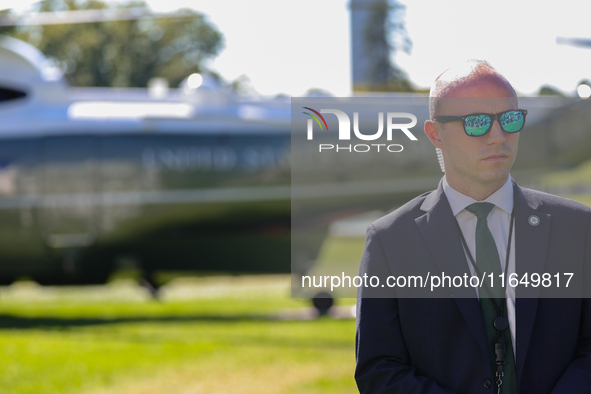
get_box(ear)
[424,120,444,149]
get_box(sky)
[141,0,591,97]
[9,0,591,97]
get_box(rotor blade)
[0,7,195,26]
[556,37,591,49]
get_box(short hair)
[428,60,516,119]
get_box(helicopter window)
[0,87,27,102]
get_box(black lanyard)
[454,206,516,393]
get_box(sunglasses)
[433,109,528,137]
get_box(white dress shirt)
[443,175,517,356]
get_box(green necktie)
[465,202,517,394]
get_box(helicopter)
[0,35,293,291]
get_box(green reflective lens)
[464,114,491,136]
[434,109,526,137]
[500,110,524,132]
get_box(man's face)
[430,79,519,193]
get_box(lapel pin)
[528,215,540,226]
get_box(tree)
[0,0,224,88]
[538,85,565,96]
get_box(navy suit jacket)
[355,180,591,393]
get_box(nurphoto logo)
[302,107,418,153]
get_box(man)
[355,60,591,393]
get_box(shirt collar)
[443,176,514,217]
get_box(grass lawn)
[0,276,358,394]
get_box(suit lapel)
[415,181,489,357]
[512,182,551,385]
